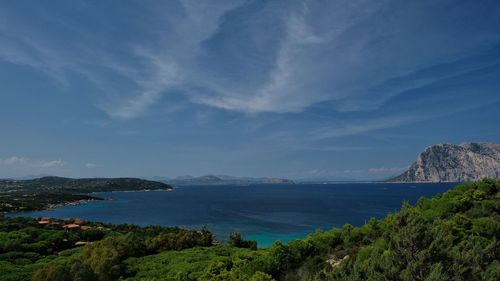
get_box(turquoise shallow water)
[11,183,455,247]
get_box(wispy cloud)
[196,4,329,113]
[188,0,500,115]
[1,0,499,121]
[306,115,423,141]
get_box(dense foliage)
[0,176,172,212]
[0,217,213,281]
[0,179,498,280]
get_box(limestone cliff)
[390,142,500,182]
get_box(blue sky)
[1,0,500,180]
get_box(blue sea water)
[12,183,456,247]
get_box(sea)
[11,183,456,247]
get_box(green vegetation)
[0,217,213,281]
[0,176,172,212]
[228,232,258,250]
[0,179,498,280]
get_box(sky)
[0,0,500,180]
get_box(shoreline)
[45,197,109,210]
[90,188,173,195]
[2,188,174,215]
[2,197,108,216]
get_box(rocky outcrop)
[389,142,500,182]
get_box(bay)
[12,183,455,247]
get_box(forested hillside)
[0,179,498,281]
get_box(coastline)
[1,187,174,215]
[90,188,174,195]
[44,197,108,210]
[2,197,108,216]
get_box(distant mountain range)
[8,142,499,186]
[155,174,293,186]
[390,142,500,182]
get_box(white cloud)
[84,163,97,168]
[0,156,68,178]
[0,156,65,169]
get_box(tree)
[249,271,275,281]
[32,263,70,281]
[69,260,97,281]
[228,232,257,250]
[83,244,121,281]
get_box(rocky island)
[390,142,500,182]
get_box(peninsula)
[0,176,172,212]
